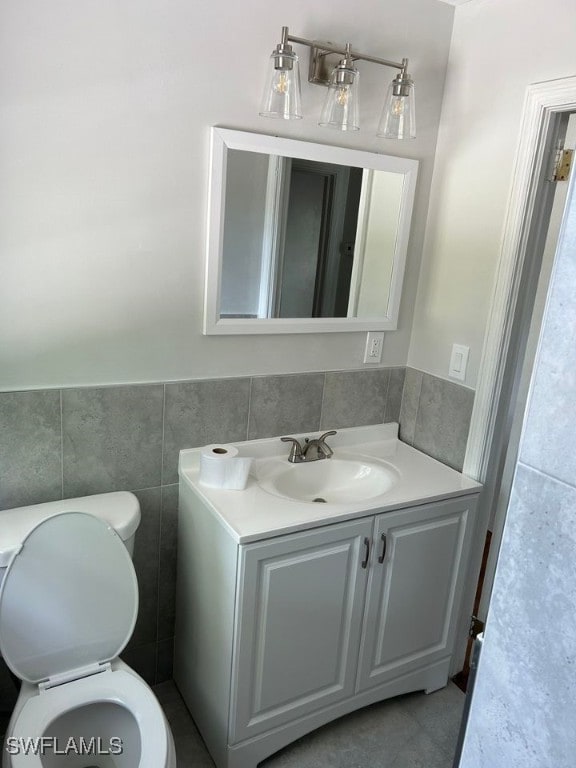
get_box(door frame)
[453,75,576,672]
[259,155,291,319]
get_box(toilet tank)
[0,492,141,586]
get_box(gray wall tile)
[412,373,474,471]
[128,487,162,649]
[384,367,406,424]
[497,465,576,634]
[0,390,62,510]
[248,374,324,440]
[0,657,18,713]
[156,638,174,685]
[460,465,576,767]
[158,484,178,642]
[163,378,250,485]
[321,369,390,430]
[519,198,576,485]
[62,385,163,497]
[399,367,422,445]
[121,642,157,687]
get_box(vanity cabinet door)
[230,518,372,744]
[356,496,476,693]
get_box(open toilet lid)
[0,511,138,684]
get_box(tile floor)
[1,680,464,766]
[155,680,465,768]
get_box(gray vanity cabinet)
[174,481,478,768]
[356,497,473,692]
[230,518,372,743]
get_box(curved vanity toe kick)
[225,659,451,768]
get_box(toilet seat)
[9,668,168,768]
[0,511,138,684]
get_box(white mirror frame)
[203,127,419,335]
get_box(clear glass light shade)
[259,50,302,119]
[377,78,416,139]
[318,65,360,131]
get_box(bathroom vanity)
[174,424,481,768]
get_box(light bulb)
[336,87,350,107]
[274,71,289,94]
[391,96,405,117]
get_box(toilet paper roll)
[199,444,252,490]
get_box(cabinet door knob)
[377,533,387,564]
[361,537,370,569]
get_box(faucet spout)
[302,431,337,461]
[281,436,305,463]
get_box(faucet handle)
[281,436,304,463]
[317,430,337,457]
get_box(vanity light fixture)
[259,26,416,138]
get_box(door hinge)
[551,148,574,182]
[469,614,485,638]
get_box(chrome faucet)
[281,431,337,463]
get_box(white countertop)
[178,423,482,544]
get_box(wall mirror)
[204,127,418,334]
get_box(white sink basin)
[257,457,400,504]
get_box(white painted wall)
[409,0,576,388]
[0,0,453,391]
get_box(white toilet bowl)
[0,499,176,768]
[5,660,176,768]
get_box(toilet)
[0,493,176,768]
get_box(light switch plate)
[449,344,469,381]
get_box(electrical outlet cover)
[364,331,384,364]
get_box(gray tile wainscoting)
[163,378,251,485]
[399,367,475,472]
[0,390,62,510]
[248,373,325,440]
[0,366,473,690]
[321,369,392,429]
[62,385,164,497]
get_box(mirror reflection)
[204,128,418,335]
[221,151,405,320]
